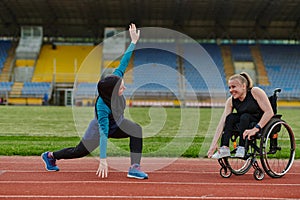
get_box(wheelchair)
[217,88,296,180]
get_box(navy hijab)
[96,75,126,121]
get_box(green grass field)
[0,105,299,158]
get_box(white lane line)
[1,170,220,174]
[1,180,300,186]
[2,170,300,176]
[0,196,298,199]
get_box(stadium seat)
[21,82,51,97]
[0,82,13,92]
[0,40,11,73]
[129,42,179,96]
[182,43,227,95]
[260,44,300,99]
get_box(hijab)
[96,75,126,121]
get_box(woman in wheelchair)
[207,72,274,159]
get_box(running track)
[1,156,300,200]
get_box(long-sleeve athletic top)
[95,42,135,159]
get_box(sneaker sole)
[222,154,231,158]
[127,174,148,179]
[234,155,244,158]
[41,154,59,172]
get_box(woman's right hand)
[96,158,108,178]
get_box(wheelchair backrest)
[268,88,281,115]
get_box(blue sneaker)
[41,152,59,171]
[127,164,148,179]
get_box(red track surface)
[1,156,300,199]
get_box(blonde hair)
[229,72,253,90]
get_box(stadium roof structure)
[0,0,300,40]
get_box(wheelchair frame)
[217,88,296,180]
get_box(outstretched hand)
[96,158,108,178]
[129,23,140,44]
[207,143,218,158]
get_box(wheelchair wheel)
[260,117,296,178]
[253,168,264,181]
[220,166,232,178]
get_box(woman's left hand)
[243,128,257,140]
[129,23,140,44]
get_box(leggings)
[53,118,143,165]
[220,113,258,147]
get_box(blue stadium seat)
[74,82,97,97]
[129,43,179,96]
[259,44,300,99]
[182,43,227,94]
[230,44,253,61]
[0,40,11,73]
[21,82,51,97]
[0,82,13,93]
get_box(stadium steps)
[124,56,133,84]
[0,71,10,82]
[220,45,235,81]
[0,42,16,82]
[177,46,185,98]
[250,45,270,85]
[9,82,23,97]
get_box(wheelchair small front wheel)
[220,167,232,178]
[253,168,264,180]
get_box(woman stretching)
[42,23,148,179]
